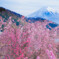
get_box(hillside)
[0,7,59,59]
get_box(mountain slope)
[28,7,59,24]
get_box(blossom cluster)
[0,12,59,59]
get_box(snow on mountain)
[47,7,55,12]
[28,7,59,24]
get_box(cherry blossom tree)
[0,16,58,59]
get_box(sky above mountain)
[0,0,59,16]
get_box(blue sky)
[0,0,59,16]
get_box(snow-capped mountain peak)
[47,7,55,12]
[28,7,59,24]
[39,7,56,13]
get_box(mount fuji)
[28,7,59,24]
